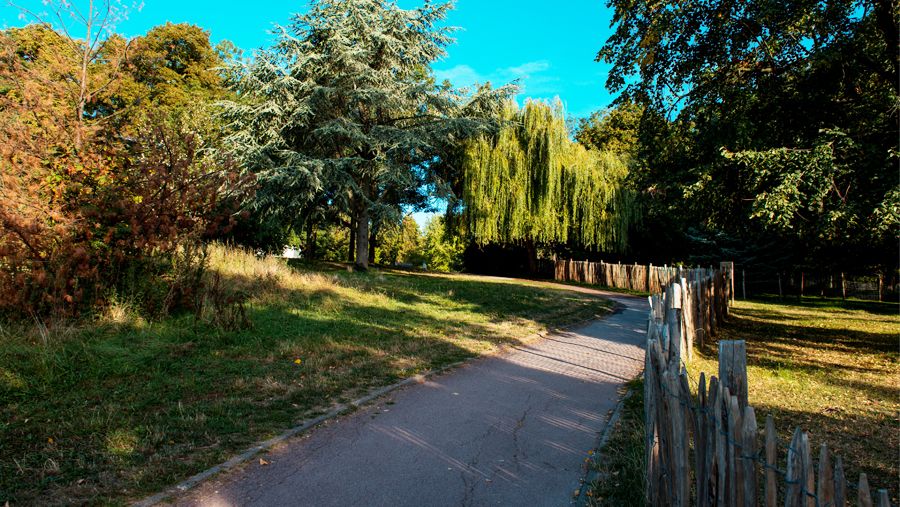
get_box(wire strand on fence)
[654,365,826,506]
[653,326,881,507]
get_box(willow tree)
[462,100,637,258]
[222,0,509,269]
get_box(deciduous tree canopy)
[222,0,510,269]
[597,0,899,272]
[0,12,243,316]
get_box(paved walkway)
[171,288,647,507]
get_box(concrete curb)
[134,298,628,506]
[573,377,638,506]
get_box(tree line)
[0,0,638,318]
[0,2,248,317]
[590,0,898,278]
[1,0,895,319]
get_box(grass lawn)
[588,296,899,505]
[0,246,613,505]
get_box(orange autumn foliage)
[0,25,251,317]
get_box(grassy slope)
[0,246,612,505]
[588,297,899,505]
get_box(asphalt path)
[169,287,647,507]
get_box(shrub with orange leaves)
[0,23,252,318]
[0,112,251,317]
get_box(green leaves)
[722,131,857,242]
[221,0,511,266]
[598,0,898,270]
[462,100,637,252]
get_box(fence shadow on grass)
[709,304,898,355]
[689,299,898,501]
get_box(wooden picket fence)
[552,259,686,294]
[551,259,738,301]
[643,268,893,507]
[551,259,733,351]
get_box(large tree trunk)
[305,220,317,260]
[368,222,379,266]
[354,208,370,270]
[348,218,356,263]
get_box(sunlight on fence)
[553,259,893,506]
[643,268,892,507]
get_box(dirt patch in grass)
[0,246,613,505]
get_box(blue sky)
[1,0,619,116]
[1,0,620,226]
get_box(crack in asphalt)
[460,417,503,507]
[510,393,534,473]
[460,392,536,507]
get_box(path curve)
[169,286,648,507]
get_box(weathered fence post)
[726,394,743,507]
[800,432,814,507]
[715,384,728,507]
[681,277,694,361]
[645,337,659,506]
[835,456,846,507]
[858,474,872,507]
[706,376,720,507]
[817,444,834,507]
[765,415,777,507]
[718,340,748,409]
[667,291,684,365]
[696,372,708,507]
[721,261,735,304]
[785,428,804,507]
[741,405,757,507]
[708,275,718,334]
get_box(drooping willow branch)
[461,99,638,253]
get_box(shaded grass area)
[585,377,645,507]
[587,297,899,505]
[0,246,612,505]
[688,297,899,498]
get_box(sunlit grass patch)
[587,297,899,505]
[687,297,899,497]
[105,429,139,457]
[0,245,612,505]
